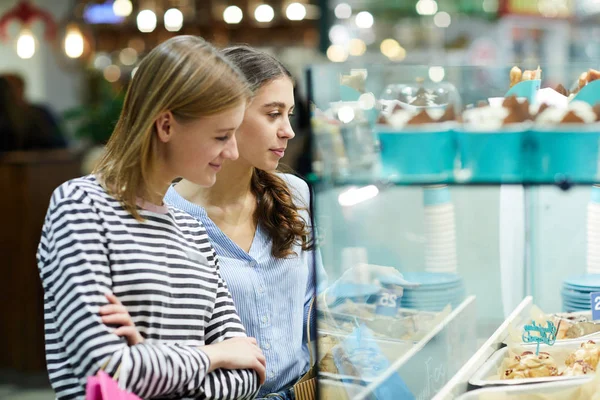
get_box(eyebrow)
[216,127,236,133]
[262,101,294,109]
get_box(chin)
[258,160,280,172]
[186,173,216,188]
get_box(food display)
[490,340,600,385]
[509,65,542,88]
[318,299,449,342]
[535,101,600,125]
[566,341,600,369]
[500,351,559,379]
[461,96,531,130]
[562,360,596,376]
[572,68,600,95]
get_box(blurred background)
[1,0,600,398]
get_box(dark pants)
[256,386,295,400]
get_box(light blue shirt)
[164,173,326,396]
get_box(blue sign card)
[591,291,600,320]
[375,286,402,317]
[522,320,557,355]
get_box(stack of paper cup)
[587,185,600,274]
[423,185,458,274]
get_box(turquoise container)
[527,125,600,182]
[505,79,541,104]
[572,80,600,106]
[375,123,456,182]
[456,126,527,183]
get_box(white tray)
[469,339,598,387]
[456,379,591,400]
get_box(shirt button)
[250,260,257,267]
[258,286,265,293]
[269,372,275,379]
[261,315,269,324]
[264,342,271,350]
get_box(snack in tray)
[500,351,559,380]
[509,66,542,88]
[317,334,341,374]
[565,340,600,369]
[561,359,596,376]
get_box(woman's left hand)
[100,293,145,346]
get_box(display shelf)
[433,297,533,399]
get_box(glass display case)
[306,63,600,399]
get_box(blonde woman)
[36,36,265,400]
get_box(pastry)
[510,66,522,88]
[562,360,595,376]
[509,65,542,88]
[406,109,436,125]
[555,84,569,97]
[566,340,600,368]
[501,351,559,380]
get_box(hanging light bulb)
[223,5,243,24]
[164,8,183,32]
[64,24,84,59]
[137,10,157,33]
[286,3,306,21]
[16,28,36,59]
[113,0,133,17]
[254,4,275,22]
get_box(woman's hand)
[201,337,267,384]
[100,293,145,346]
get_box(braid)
[251,169,314,258]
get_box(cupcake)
[501,351,559,380]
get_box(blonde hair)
[94,35,250,220]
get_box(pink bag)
[86,370,141,400]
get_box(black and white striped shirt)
[37,175,260,400]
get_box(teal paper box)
[456,125,528,183]
[505,79,541,104]
[375,123,456,183]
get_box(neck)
[177,160,255,207]
[143,158,176,206]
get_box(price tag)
[591,292,600,320]
[375,287,403,317]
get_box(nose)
[222,134,239,161]
[278,117,295,140]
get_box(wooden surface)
[0,149,82,372]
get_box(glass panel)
[309,63,600,398]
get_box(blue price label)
[375,289,401,317]
[591,292,600,320]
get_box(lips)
[209,163,222,171]
[270,148,285,158]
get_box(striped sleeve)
[38,190,212,399]
[198,257,261,399]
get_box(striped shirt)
[36,175,260,400]
[165,173,326,397]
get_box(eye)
[268,112,281,120]
[215,135,229,142]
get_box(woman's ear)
[155,111,175,143]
